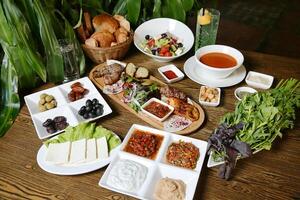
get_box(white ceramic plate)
[24,77,112,139]
[134,18,194,62]
[184,56,246,88]
[99,124,208,200]
[37,133,121,175]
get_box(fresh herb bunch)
[208,78,300,180]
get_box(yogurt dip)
[106,159,147,192]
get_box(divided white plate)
[37,133,121,175]
[99,124,208,200]
[184,56,246,88]
[24,77,112,139]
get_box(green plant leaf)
[162,0,186,22]
[153,0,161,18]
[113,0,127,15]
[32,0,64,83]
[181,0,194,11]
[126,0,141,25]
[0,55,20,137]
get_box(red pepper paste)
[163,70,178,80]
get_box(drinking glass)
[58,39,80,83]
[195,8,220,51]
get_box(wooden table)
[1,51,299,200]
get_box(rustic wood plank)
[0,51,299,200]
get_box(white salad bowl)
[194,45,244,79]
[134,18,194,62]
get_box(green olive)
[39,105,47,112]
[50,100,57,107]
[39,98,46,105]
[40,93,47,99]
[45,95,54,102]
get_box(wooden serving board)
[89,63,205,135]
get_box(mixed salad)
[139,32,184,57]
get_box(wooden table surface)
[0,51,299,200]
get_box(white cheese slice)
[86,138,97,163]
[45,142,71,164]
[69,139,86,163]
[96,137,108,160]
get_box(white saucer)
[184,56,247,88]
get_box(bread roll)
[91,31,115,47]
[85,38,98,47]
[114,27,128,43]
[113,15,125,22]
[92,14,119,34]
[120,19,130,32]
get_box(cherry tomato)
[160,46,169,54]
[147,39,155,47]
[165,52,172,57]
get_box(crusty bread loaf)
[92,14,119,34]
[91,31,115,47]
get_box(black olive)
[46,126,57,134]
[145,35,150,40]
[92,98,99,105]
[53,116,66,123]
[151,49,156,55]
[161,33,167,38]
[78,109,85,116]
[86,99,92,107]
[95,103,103,109]
[88,112,95,118]
[96,107,104,116]
[85,106,92,112]
[177,43,183,47]
[83,113,89,119]
[80,106,86,112]
[43,119,53,127]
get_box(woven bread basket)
[82,31,133,64]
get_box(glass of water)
[58,39,80,83]
[195,8,220,51]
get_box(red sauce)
[124,130,164,159]
[200,52,237,68]
[163,70,178,80]
[144,101,171,118]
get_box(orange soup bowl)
[194,45,244,79]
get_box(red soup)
[200,52,237,68]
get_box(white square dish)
[245,71,274,89]
[141,98,174,122]
[99,124,208,200]
[24,77,112,140]
[24,87,67,115]
[31,106,79,139]
[199,86,221,107]
[58,77,99,103]
[69,93,112,122]
[158,64,185,83]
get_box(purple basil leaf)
[230,140,252,157]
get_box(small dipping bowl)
[234,86,257,101]
[194,45,244,79]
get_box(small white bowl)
[134,18,194,62]
[199,86,221,107]
[234,86,257,101]
[158,64,184,83]
[245,71,274,89]
[194,45,244,79]
[141,98,174,121]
